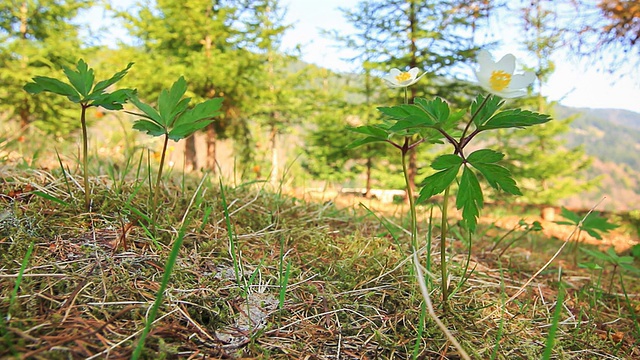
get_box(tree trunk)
[365,156,372,198]
[206,123,217,171]
[184,135,197,171]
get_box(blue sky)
[280,0,640,113]
[89,0,640,113]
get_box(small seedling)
[24,59,135,211]
[127,76,223,236]
[555,207,619,262]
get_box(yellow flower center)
[395,72,412,83]
[490,70,511,91]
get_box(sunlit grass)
[0,137,639,358]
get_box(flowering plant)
[348,51,550,316]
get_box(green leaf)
[555,207,619,240]
[63,59,94,98]
[90,88,135,110]
[186,97,223,119]
[32,191,69,206]
[379,104,436,127]
[471,94,503,128]
[417,155,462,203]
[24,76,80,102]
[480,109,551,130]
[578,262,603,270]
[414,97,449,124]
[431,154,463,170]
[93,62,134,94]
[132,120,166,137]
[467,149,521,195]
[557,207,581,224]
[129,96,163,125]
[158,76,188,122]
[346,136,388,149]
[580,247,611,262]
[168,120,212,141]
[582,214,619,240]
[348,125,389,140]
[456,166,483,231]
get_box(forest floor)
[1,167,639,359]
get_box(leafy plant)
[24,59,135,211]
[127,76,223,235]
[350,92,550,309]
[580,247,640,291]
[555,207,619,262]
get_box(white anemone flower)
[383,67,426,88]
[474,50,535,98]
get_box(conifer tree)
[493,0,597,205]
[113,0,276,172]
[248,0,310,186]
[333,0,490,191]
[0,0,92,136]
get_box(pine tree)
[493,0,597,206]
[0,0,92,136]
[112,0,273,172]
[247,0,311,186]
[333,0,490,191]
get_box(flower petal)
[494,54,516,74]
[407,67,420,79]
[476,50,498,73]
[497,89,527,99]
[507,71,536,90]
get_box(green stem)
[152,134,170,236]
[440,185,451,309]
[401,143,418,252]
[460,94,491,143]
[80,105,90,212]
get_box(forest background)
[2,0,640,212]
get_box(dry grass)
[1,165,639,359]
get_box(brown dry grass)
[1,167,639,359]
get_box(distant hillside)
[554,105,640,211]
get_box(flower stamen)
[395,72,412,82]
[490,70,511,91]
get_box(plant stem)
[152,134,170,236]
[401,142,418,251]
[440,185,451,309]
[80,104,90,212]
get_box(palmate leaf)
[456,166,483,231]
[471,94,504,128]
[129,95,163,125]
[168,119,212,141]
[417,154,462,203]
[175,97,222,127]
[24,76,80,102]
[556,207,619,240]
[168,97,223,141]
[414,97,450,124]
[480,109,551,130]
[379,104,437,129]
[347,125,389,139]
[158,76,189,123]
[132,120,166,137]
[90,89,136,110]
[63,59,94,98]
[467,149,521,195]
[93,62,134,94]
[346,136,388,149]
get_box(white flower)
[474,50,535,98]
[382,67,426,88]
